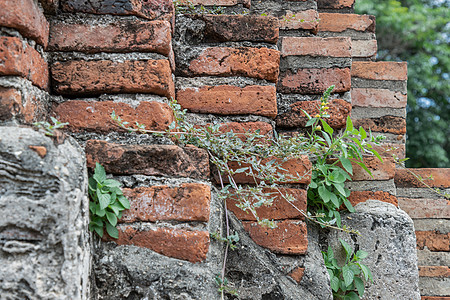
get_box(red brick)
[289,267,305,283]
[226,188,307,221]
[188,47,280,82]
[336,156,395,181]
[121,183,211,223]
[176,85,277,118]
[352,61,408,81]
[348,191,398,207]
[85,140,210,180]
[219,155,312,185]
[278,68,351,94]
[52,100,174,133]
[218,121,273,136]
[0,0,49,47]
[281,37,351,58]
[353,116,406,135]
[317,0,354,9]
[242,220,308,254]
[352,39,377,58]
[49,20,172,56]
[113,225,209,263]
[193,15,279,43]
[419,266,450,278]
[276,99,351,128]
[395,168,450,189]
[0,37,49,90]
[62,0,174,22]
[51,59,174,98]
[279,10,319,32]
[371,143,405,159]
[318,13,375,33]
[398,198,450,219]
[0,87,46,123]
[0,87,22,122]
[177,0,250,7]
[416,231,450,251]
[352,88,407,108]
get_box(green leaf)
[330,275,340,292]
[333,182,347,197]
[305,118,316,127]
[343,198,355,212]
[309,181,318,189]
[358,263,372,281]
[106,211,117,226]
[97,189,111,210]
[340,238,353,261]
[95,207,106,217]
[118,196,131,209]
[345,291,360,300]
[88,177,97,192]
[321,119,334,135]
[354,161,372,177]
[103,179,121,188]
[318,185,332,203]
[329,193,340,208]
[93,162,107,183]
[340,157,353,175]
[359,126,367,139]
[105,223,119,239]
[109,202,122,216]
[346,115,354,132]
[323,131,332,146]
[342,265,355,287]
[355,250,368,260]
[369,148,384,163]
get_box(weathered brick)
[336,156,395,181]
[416,231,450,251]
[419,266,450,278]
[317,0,354,9]
[276,99,351,128]
[226,188,307,220]
[0,37,49,90]
[242,220,308,254]
[0,0,49,47]
[218,122,273,136]
[371,143,405,159]
[85,140,210,180]
[318,13,375,33]
[177,0,250,7]
[39,0,59,14]
[29,145,47,158]
[176,85,277,118]
[121,183,211,223]
[278,68,351,94]
[192,15,279,43]
[352,39,377,58]
[395,168,450,188]
[353,116,406,134]
[49,20,172,56]
[398,198,450,219]
[0,87,45,123]
[219,156,312,185]
[113,225,210,263]
[348,191,398,207]
[61,0,174,22]
[51,59,174,98]
[352,61,408,81]
[187,47,280,82]
[279,10,319,32]
[351,88,407,108]
[52,100,174,133]
[281,37,351,57]
[289,267,305,283]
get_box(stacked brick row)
[0,0,50,124]
[396,168,450,300]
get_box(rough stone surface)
[278,68,351,94]
[0,127,90,299]
[49,20,173,56]
[85,140,210,180]
[328,200,421,300]
[0,0,49,46]
[121,183,211,222]
[276,99,351,128]
[419,277,450,297]
[61,0,174,22]
[176,85,278,118]
[0,37,49,90]
[52,100,174,133]
[51,59,175,98]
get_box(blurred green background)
[355,0,449,167]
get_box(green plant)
[323,238,373,300]
[88,163,130,239]
[33,116,69,136]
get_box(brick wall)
[0,0,448,298]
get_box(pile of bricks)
[0,0,448,298]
